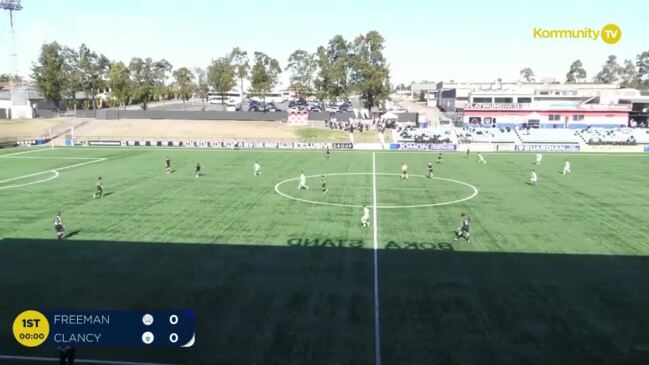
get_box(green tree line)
[30,30,391,112]
[518,50,649,88]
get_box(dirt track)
[79,119,302,139]
[1,118,381,143]
[0,118,81,138]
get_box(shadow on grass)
[64,230,82,239]
[0,238,647,365]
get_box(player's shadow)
[64,230,81,239]
[103,192,114,197]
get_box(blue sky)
[0,0,646,85]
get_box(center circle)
[274,173,479,209]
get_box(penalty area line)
[0,354,178,365]
[0,158,107,190]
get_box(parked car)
[309,106,322,113]
[288,100,297,108]
[265,103,282,112]
[248,104,261,112]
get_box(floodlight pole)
[1,0,23,84]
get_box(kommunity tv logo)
[533,23,621,44]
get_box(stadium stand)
[517,128,580,143]
[456,127,517,143]
[578,127,649,145]
[395,127,458,143]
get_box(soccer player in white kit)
[529,169,538,185]
[562,159,571,175]
[477,153,486,164]
[535,153,543,165]
[361,205,370,228]
[253,161,261,176]
[298,172,309,190]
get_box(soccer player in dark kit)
[94,177,103,198]
[54,211,65,240]
[165,156,172,173]
[455,213,471,242]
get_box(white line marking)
[0,158,107,190]
[67,145,649,156]
[0,170,56,184]
[0,170,59,190]
[274,173,479,209]
[0,156,101,160]
[0,354,177,365]
[375,151,648,156]
[371,152,381,365]
[0,148,52,157]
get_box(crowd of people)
[324,117,395,135]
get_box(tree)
[230,47,249,98]
[619,59,640,89]
[78,44,111,109]
[129,57,155,110]
[207,56,236,102]
[0,74,22,83]
[519,67,535,82]
[173,67,195,109]
[636,50,649,90]
[286,49,317,98]
[193,67,209,110]
[350,30,390,112]
[109,61,131,108]
[315,35,352,101]
[60,46,82,111]
[566,60,587,83]
[32,42,66,111]
[593,55,622,84]
[314,47,332,101]
[152,59,173,102]
[249,52,282,103]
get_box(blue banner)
[645,145,649,153]
[515,144,580,152]
[41,310,195,347]
[391,143,457,151]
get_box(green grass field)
[1,146,649,365]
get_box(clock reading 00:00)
[18,333,46,340]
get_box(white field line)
[371,152,381,365]
[274,173,478,209]
[0,156,101,160]
[0,148,52,157]
[43,146,649,156]
[0,354,177,365]
[0,158,107,190]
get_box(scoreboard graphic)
[12,309,195,347]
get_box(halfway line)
[371,152,381,365]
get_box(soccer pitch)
[1,147,649,364]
